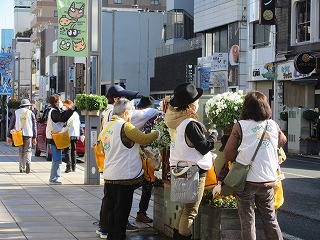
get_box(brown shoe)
[136,212,153,223]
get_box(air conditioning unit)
[287,107,309,154]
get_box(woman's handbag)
[11,110,29,147]
[94,142,105,173]
[51,128,71,150]
[170,161,199,204]
[223,121,268,192]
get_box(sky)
[0,0,14,46]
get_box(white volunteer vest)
[169,118,212,170]
[15,108,34,137]
[46,108,65,139]
[101,118,142,180]
[67,112,81,137]
[236,120,279,182]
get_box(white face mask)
[62,106,67,111]
[59,102,64,109]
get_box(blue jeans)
[49,144,62,182]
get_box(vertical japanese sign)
[57,0,88,57]
[0,53,13,79]
[259,0,276,25]
[228,22,239,86]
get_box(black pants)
[138,178,154,214]
[64,138,77,171]
[104,183,137,240]
[99,184,109,232]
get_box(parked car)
[35,107,85,161]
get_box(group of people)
[7,82,287,240]
[7,95,84,184]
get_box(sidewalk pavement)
[0,141,170,240]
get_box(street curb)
[286,154,320,161]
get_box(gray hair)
[113,98,135,116]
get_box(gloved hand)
[212,184,221,196]
[152,130,161,141]
[79,135,85,142]
[209,129,218,142]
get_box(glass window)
[296,0,310,42]
[113,0,121,3]
[253,23,271,48]
[205,32,213,56]
[204,27,228,55]
[151,0,159,5]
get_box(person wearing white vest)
[224,91,287,240]
[165,83,217,240]
[46,94,75,185]
[7,99,37,174]
[98,99,160,240]
[63,99,84,173]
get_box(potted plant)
[75,94,88,115]
[205,91,244,134]
[205,91,244,187]
[302,109,319,137]
[86,94,104,116]
[150,113,171,184]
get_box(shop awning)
[291,73,320,85]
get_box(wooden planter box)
[300,140,320,155]
[200,204,265,240]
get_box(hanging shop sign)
[259,0,276,25]
[294,52,316,75]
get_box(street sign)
[0,80,13,95]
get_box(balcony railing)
[156,36,202,57]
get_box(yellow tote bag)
[95,121,116,173]
[11,129,23,146]
[274,170,284,210]
[11,110,29,147]
[94,143,105,173]
[51,129,71,150]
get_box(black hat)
[170,83,203,108]
[106,85,138,100]
[137,96,155,109]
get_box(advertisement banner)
[200,67,211,90]
[259,0,276,25]
[228,22,239,86]
[57,0,88,57]
[0,53,13,79]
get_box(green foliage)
[150,115,171,149]
[7,99,21,109]
[302,109,319,122]
[205,91,245,130]
[280,111,288,121]
[86,94,104,111]
[101,95,108,110]
[201,190,237,208]
[75,94,87,111]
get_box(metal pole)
[111,10,115,85]
[84,0,102,185]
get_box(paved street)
[0,141,170,240]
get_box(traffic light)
[50,76,56,89]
